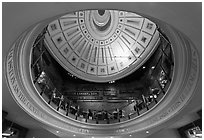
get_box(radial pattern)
[44,10,160,82]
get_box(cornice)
[5,10,200,137]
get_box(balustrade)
[30,27,174,124]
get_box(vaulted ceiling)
[2,2,201,138]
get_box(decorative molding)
[44,10,160,83]
[5,10,200,137]
[6,43,46,120]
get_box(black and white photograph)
[2,2,202,138]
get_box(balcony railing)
[30,27,174,124]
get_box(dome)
[30,9,174,125]
[44,10,160,82]
[4,6,200,138]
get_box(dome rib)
[44,10,160,82]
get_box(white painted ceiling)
[44,10,160,82]
[2,2,202,138]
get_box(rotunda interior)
[31,10,174,124]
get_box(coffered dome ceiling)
[4,6,200,137]
[44,10,160,82]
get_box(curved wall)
[5,9,200,137]
[3,3,201,138]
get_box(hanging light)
[2,122,14,137]
[52,88,57,98]
[109,80,115,84]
